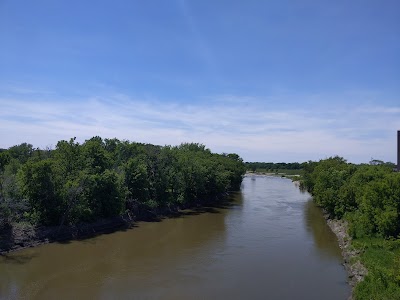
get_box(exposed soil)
[325,215,368,300]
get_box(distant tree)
[369,158,384,166]
[7,143,34,164]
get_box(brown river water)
[0,175,350,300]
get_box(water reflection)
[304,199,343,260]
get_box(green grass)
[249,168,303,176]
[352,237,400,300]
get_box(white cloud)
[0,93,398,163]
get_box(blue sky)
[0,0,399,163]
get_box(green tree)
[81,137,111,174]
[125,157,150,204]
[81,170,124,220]
[54,137,82,178]
[19,159,63,225]
[7,143,34,164]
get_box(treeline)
[300,156,400,238]
[0,137,246,228]
[300,156,400,299]
[245,162,302,172]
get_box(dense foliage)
[0,138,245,228]
[300,156,400,299]
[300,156,400,238]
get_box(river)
[0,175,350,299]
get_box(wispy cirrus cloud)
[0,92,399,163]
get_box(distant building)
[398,130,400,171]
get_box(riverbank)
[0,214,134,255]
[324,215,367,300]
[245,171,301,180]
[299,157,400,299]
[0,195,233,255]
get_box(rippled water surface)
[0,175,350,299]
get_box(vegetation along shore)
[2,139,399,300]
[0,137,246,254]
[300,157,400,300]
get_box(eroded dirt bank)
[325,216,367,299]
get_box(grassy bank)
[248,168,303,176]
[352,238,400,299]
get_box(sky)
[0,0,399,163]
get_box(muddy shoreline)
[0,213,135,255]
[324,214,367,300]
[0,195,232,255]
